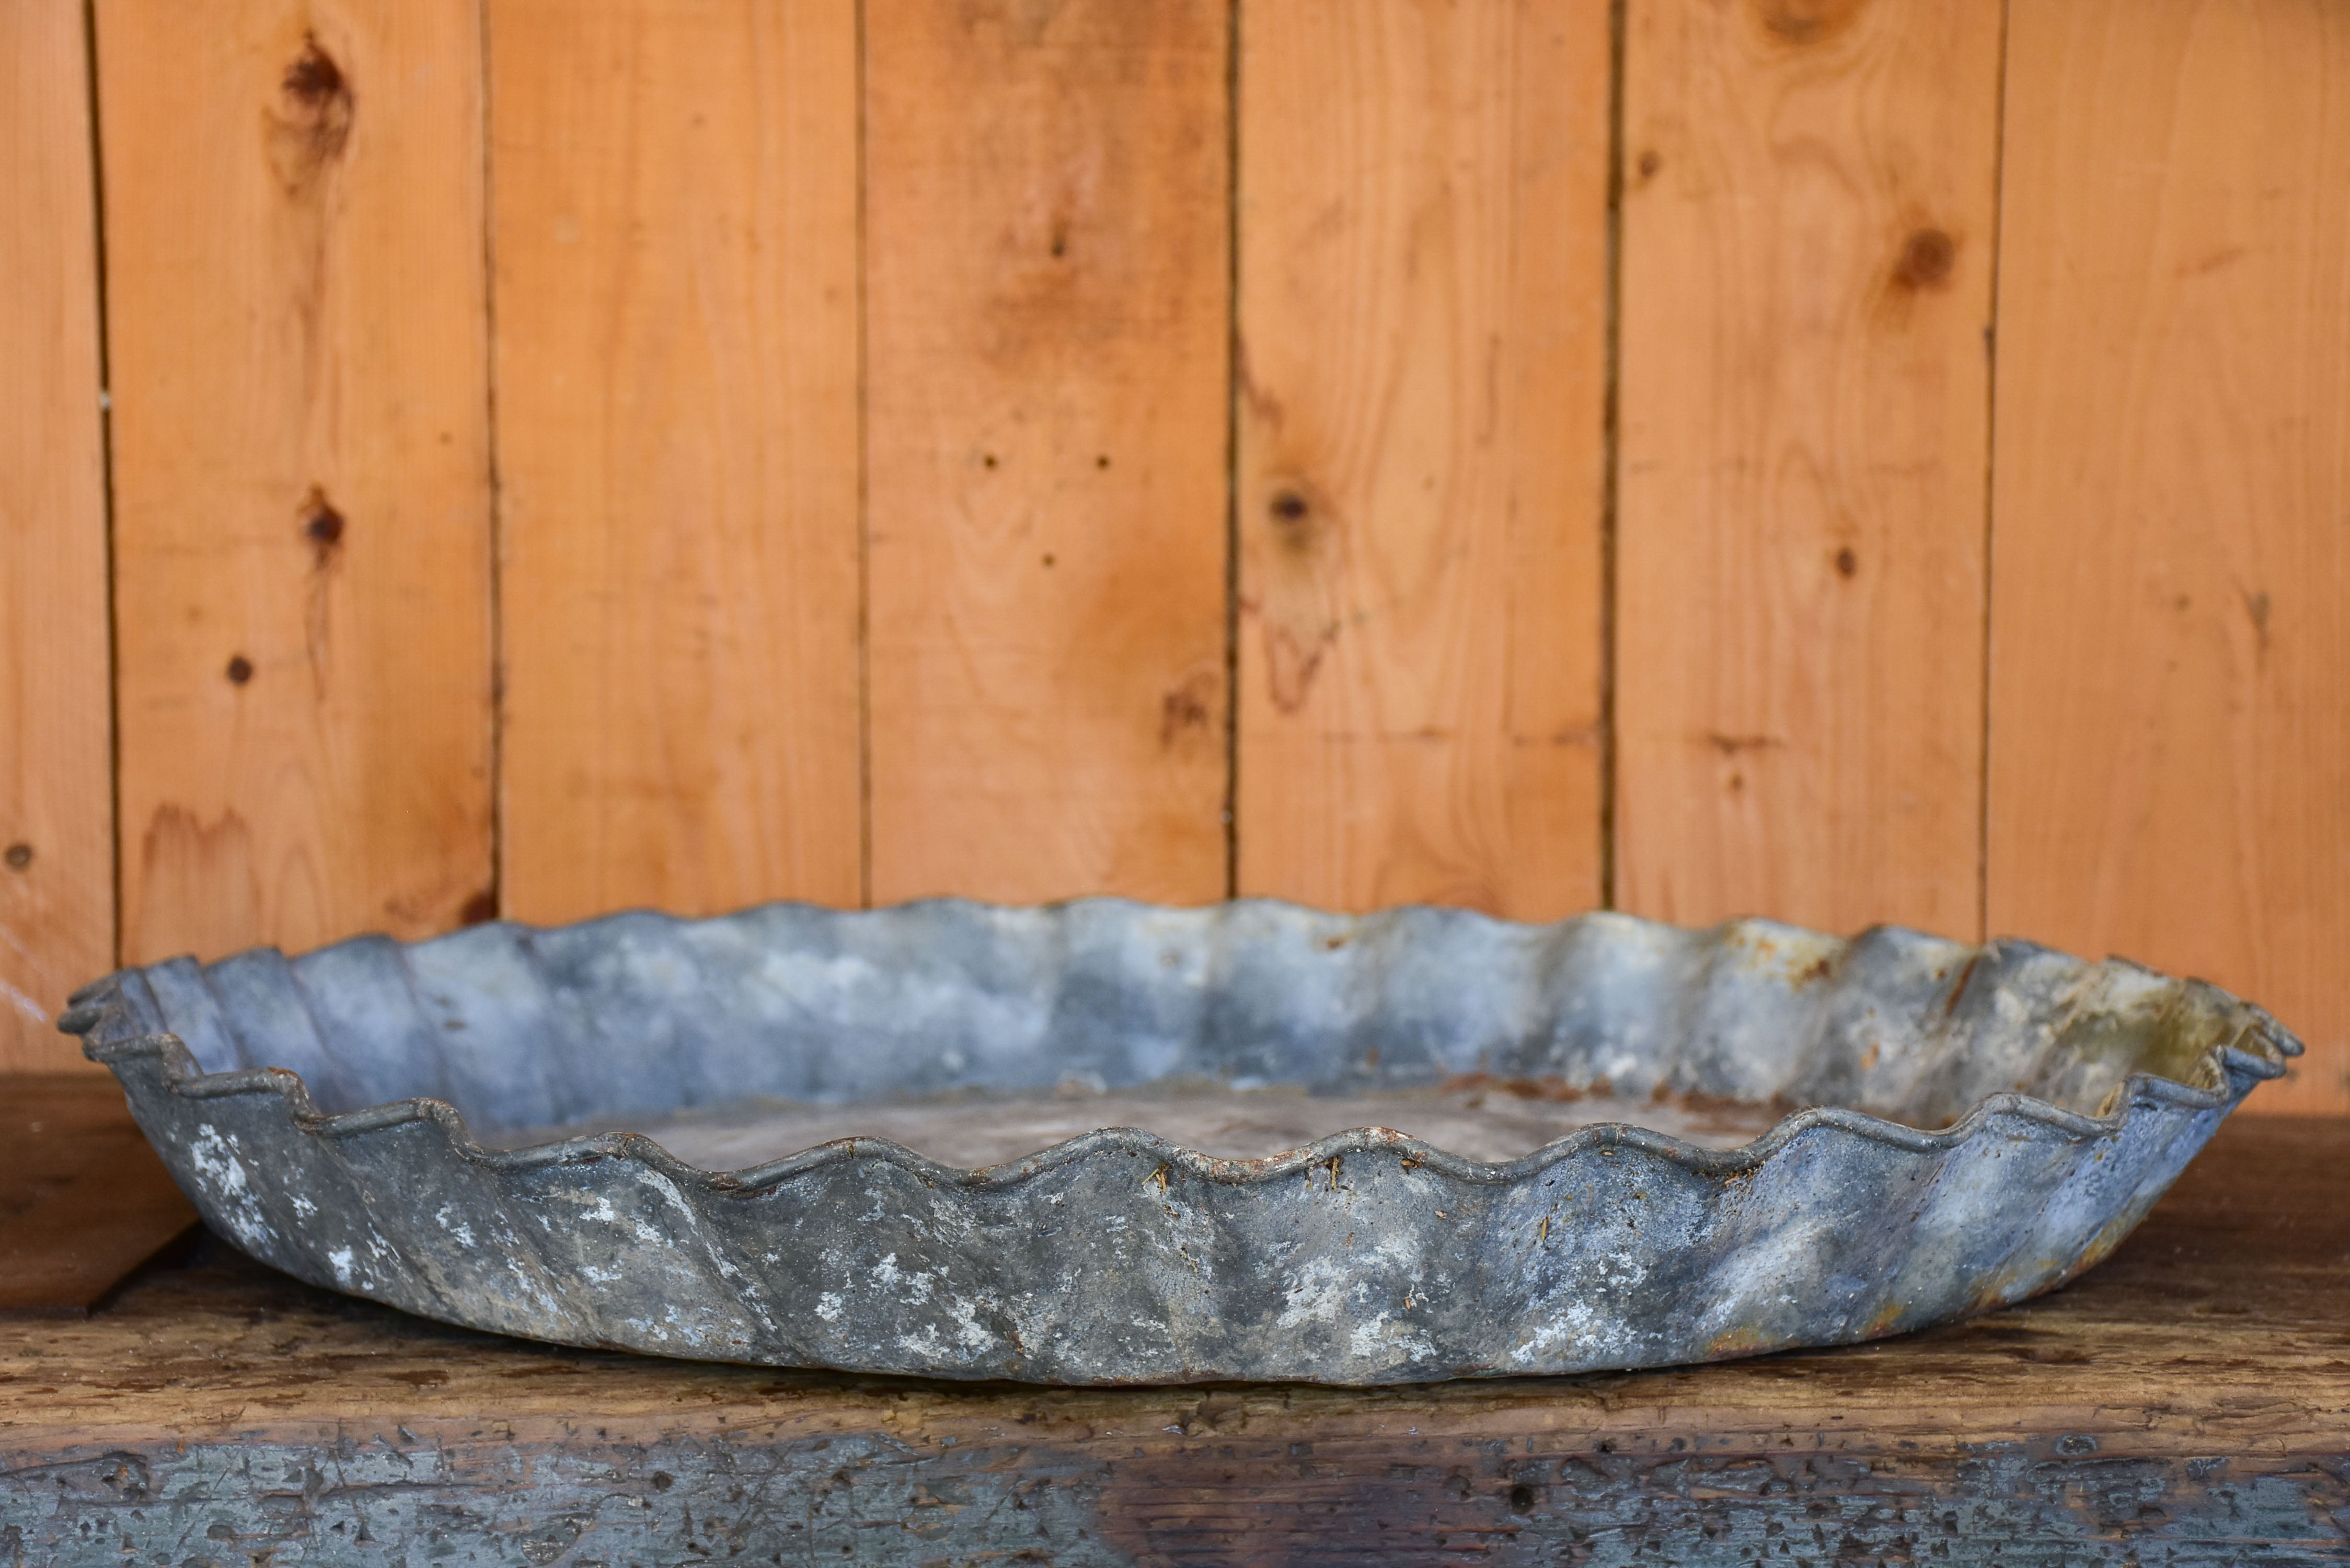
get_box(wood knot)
[300,487,345,564]
[1264,486,1331,562]
[1755,0,1867,45]
[1159,673,1217,748]
[268,33,353,192]
[282,35,345,107]
[1894,227,1956,290]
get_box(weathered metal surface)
[57,900,2299,1384]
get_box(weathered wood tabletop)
[3,1083,2345,1566]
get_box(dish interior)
[118,900,2248,1171]
[487,1079,1788,1168]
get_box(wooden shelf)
[0,1075,197,1316]
[2,1092,2344,1563]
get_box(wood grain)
[98,0,496,964]
[1234,0,1609,919]
[1616,0,2002,937]
[5,1109,2345,1560]
[0,1076,195,1316]
[1987,0,2350,1115]
[863,0,1231,906]
[489,0,862,925]
[0,2,112,1071]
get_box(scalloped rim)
[63,923,2301,1199]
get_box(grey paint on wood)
[6,1426,2346,1565]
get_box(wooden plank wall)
[1235,0,1609,920]
[98,0,498,969]
[1987,0,2350,1114]
[488,0,863,924]
[3,0,2346,1111]
[1616,0,2001,937]
[0,1,112,1071]
[863,0,1232,906]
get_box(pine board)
[0,1,113,1071]
[98,0,497,963]
[1986,0,2350,1115]
[862,0,1234,906]
[488,0,864,924]
[1234,0,1610,919]
[1615,0,2002,937]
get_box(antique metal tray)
[61,900,2297,1385]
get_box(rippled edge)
[60,905,2302,1202]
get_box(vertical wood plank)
[0,2,112,1071]
[1233,0,1610,919]
[1616,0,2002,937]
[489,0,862,924]
[100,0,495,963]
[1988,0,2350,1114]
[864,0,1232,906]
